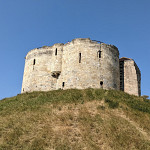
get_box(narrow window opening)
[33,59,36,65]
[23,88,24,92]
[55,48,57,55]
[62,82,65,88]
[79,53,81,63]
[100,81,103,88]
[98,51,101,58]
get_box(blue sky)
[0,0,149,99]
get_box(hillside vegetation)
[0,89,150,150]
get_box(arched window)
[55,48,57,55]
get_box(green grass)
[0,89,150,150]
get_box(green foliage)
[42,45,47,48]
[0,89,150,115]
[85,88,95,100]
[0,89,150,149]
[126,99,150,113]
[141,95,149,99]
[105,99,119,109]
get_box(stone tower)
[21,38,141,96]
[120,57,141,96]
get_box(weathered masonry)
[119,57,141,96]
[21,38,141,96]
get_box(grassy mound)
[0,89,150,150]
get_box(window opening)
[79,53,81,63]
[62,82,65,88]
[98,51,101,58]
[100,81,103,88]
[55,48,57,55]
[23,88,24,92]
[33,59,36,65]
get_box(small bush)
[141,95,149,99]
[105,99,119,109]
[42,46,47,48]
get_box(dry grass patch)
[0,89,150,149]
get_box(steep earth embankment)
[0,89,150,150]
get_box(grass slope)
[0,89,150,150]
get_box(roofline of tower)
[119,57,133,61]
[63,38,118,49]
[25,38,119,58]
[25,43,64,58]
[120,57,141,73]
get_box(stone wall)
[21,44,64,93]
[119,58,141,96]
[101,44,120,90]
[22,38,141,96]
[58,38,120,90]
